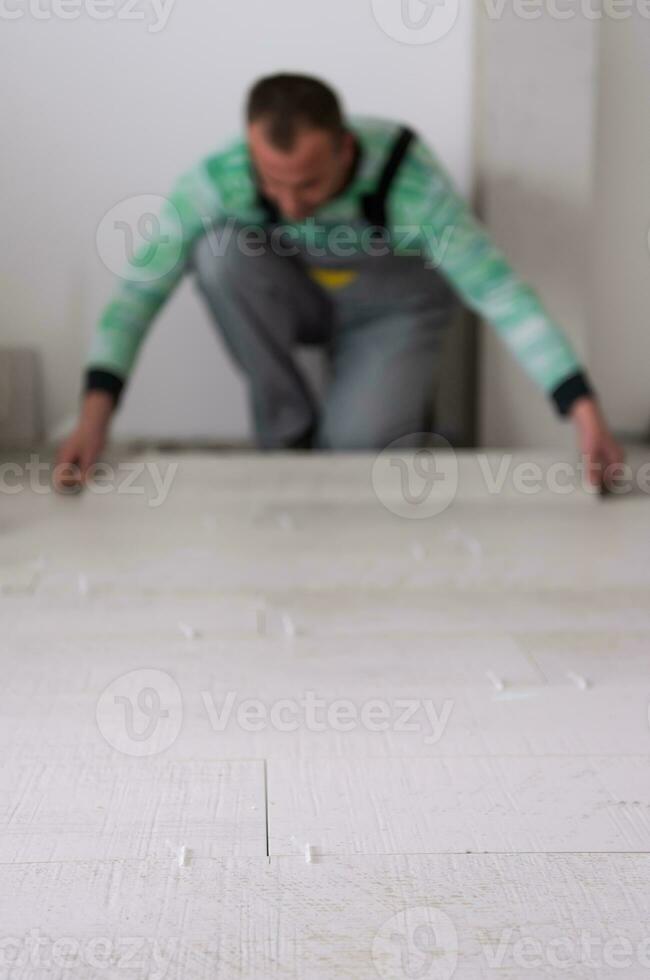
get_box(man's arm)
[55,390,114,489]
[55,161,223,488]
[393,138,623,485]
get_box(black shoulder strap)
[361,125,415,230]
[256,190,281,224]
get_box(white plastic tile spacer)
[485,670,505,692]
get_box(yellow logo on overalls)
[308,268,360,291]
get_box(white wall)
[589,13,650,439]
[477,6,600,450]
[1,0,475,442]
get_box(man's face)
[248,122,355,221]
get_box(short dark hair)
[246,74,345,151]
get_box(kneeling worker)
[56,73,622,483]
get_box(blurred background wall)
[589,12,650,442]
[477,3,649,449]
[1,0,475,445]
[1,1,647,448]
[477,5,598,450]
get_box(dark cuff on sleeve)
[84,369,125,407]
[551,371,594,416]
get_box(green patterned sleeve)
[85,160,223,398]
[391,138,591,411]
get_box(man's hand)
[54,390,114,492]
[571,396,624,491]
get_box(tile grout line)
[2,850,650,870]
[263,759,270,860]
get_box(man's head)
[247,74,356,221]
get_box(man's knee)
[317,411,432,451]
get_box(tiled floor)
[2,448,650,978]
